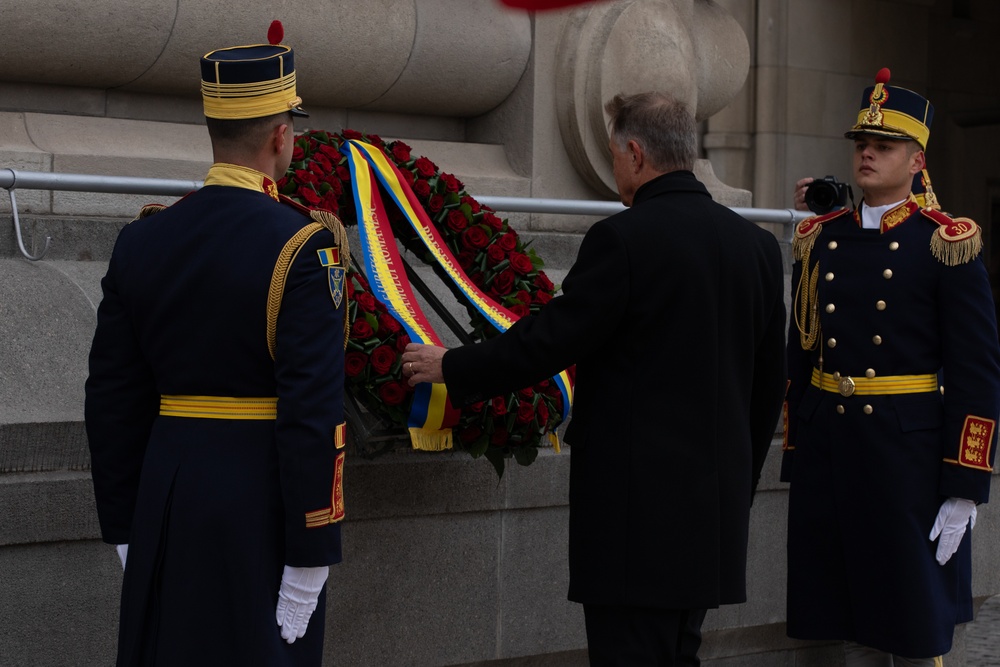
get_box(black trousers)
[583,605,708,667]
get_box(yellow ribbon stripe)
[159,395,278,420]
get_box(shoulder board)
[794,207,851,239]
[278,193,313,215]
[792,208,850,262]
[921,208,982,266]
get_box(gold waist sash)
[159,395,278,420]
[810,369,938,397]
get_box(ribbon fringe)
[409,427,454,452]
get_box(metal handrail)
[1,168,810,261]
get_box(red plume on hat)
[875,67,891,85]
[268,20,284,45]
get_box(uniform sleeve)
[274,229,347,567]
[443,219,628,405]
[749,237,787,497]
[781,255,812,484]
[937,253,1000,503]
[85,228,159,545]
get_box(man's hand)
[401,344,447,386]
[929,497,977,566]
[276,565,329,644]
[793,177,814,212]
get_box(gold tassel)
[408,427,454,452]
[792,223,821,262]
[548,432,562,454]
[129,203,166,224]
[792,242,821,351]
[930,228,982,267]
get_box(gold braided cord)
[793,243,821,351]
[309,210,352,349]
[267,223,324,360]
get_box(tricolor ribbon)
[342,140,574,450]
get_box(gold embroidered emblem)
[863,83,888,126]
[958,415,995,471]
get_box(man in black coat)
[402,91,786,665]
[85,25,348,666]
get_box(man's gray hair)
[605,92,697,172]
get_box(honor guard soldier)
[85,21,349,667]
[782,68,1000,665]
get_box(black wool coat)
[444,170,786,609]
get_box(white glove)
[929,497,977,566]
[276,565,329,644]
[116,544,128,570]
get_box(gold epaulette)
[266,206,352,360]
[921,209,982,266]
[128,203,167,223]
[792,208,850,262]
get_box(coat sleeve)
[937,253,1000,503]
[749,236,787,498]
[85,225,160,545]
[781,254,812,484]
[273,229,348,567]
[443,219,628,405]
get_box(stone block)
[0,471,101,546]
[0,540,120,667]
[787,1,851,73]
[0,422,89,474]
[0,258,94,424]
[0,83,106,118]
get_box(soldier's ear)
[272,122,290,156]
[910,149,926,176]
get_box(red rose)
[313,152,333,171]
[379,381,407,406]
[497,230,518,252]
[427,194,445,214]
[299,187,321,205]
[515,289,531,305]
[292,146,305,161]
[491,269,516,295]
[483,212,504,232]
[440,173,462,193]
[295,169,318,184]
[461,226,490,250]
[392,142,412,163]
[461,196,481,214]
[400,168,415,186]
[456,250,476,271]
[537,401,550,425]
[533,290,552,305]
[534,272,554,292]
[460,425,484,444]
[356,292,376,313]
[509,303,530,318]
[318,143,340,158]
[345,351,368,377]
[469,401,485,413]
[491,426,509,445]
[395,334,411,353]
[346,277,356,298]
[367,133,384,148]
[518,387,534,400]
[336,165,352,182]
[352,319,374,339]
[509,252,533,275]
[446,210,469,233]
[486,244,506,267]
[370,345,397,374]
[491,396,507,416]
[342,129,363,140]
[320,191,340,212]
[378,312,402,335]
[415,157,437,177]
[413,179,431,199]
[515,401,535,424]
[323,177,343,198]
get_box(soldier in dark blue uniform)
[783,68,1000,665]
[85,22,349,667]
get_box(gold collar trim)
[853,193,919,233]
[204,163,280,201]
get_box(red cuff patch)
[958,415,995,471]
[304,451,347,528]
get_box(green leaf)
[484,446,507,479]
[513,446,538,467]
[467,435,490,458]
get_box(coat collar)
[204,163,281,201]
[631,170,709,207]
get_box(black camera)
[804,176,852,215]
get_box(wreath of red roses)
[278,129,569,475]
